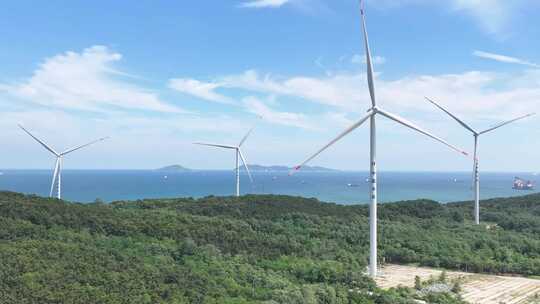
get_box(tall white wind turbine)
[194,127,254,197]
[19,124,109,200]
[291,1,468,278]
[426,97,535,225]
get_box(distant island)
[239,164,339,172]
[155,165,191,172]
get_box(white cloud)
[239,0,289,9]
[450,0,511,35]
[178,69,540,124]
[243,96,316,130]
[351,54,386,65]
[168,78,236,105]
[473,51,539,68]
[220,70,365,111]
[168,70,362,110]
[168,67,533,132]
[166,73,353,130]
[1,46,185,113]
[370,0,527,36]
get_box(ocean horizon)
[0,169,536,204]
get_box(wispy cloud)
[370,0,527,36]
[351,54,386,65]
[168,78,236,105]
[219,70,365,111]
[0,46,185,114]
[239,0,289,9]
[450,0,512,35]
[174,68,540,123]
[243,96,316,130]
[473,50,539,68]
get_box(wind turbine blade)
[360,0,376,107]
[193,142,237,149]
[50,158,60,197]
[377,108,469,156]
[479,113,535,135]
[237,148,253,183]
[425,97,476,134]
[238,126,255,147]
[61,136,109,155]
[291,111,373,174]
[18,124,59,156]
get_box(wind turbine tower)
[291,1,468,277]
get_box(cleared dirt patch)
[375,264,540,304]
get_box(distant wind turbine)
[426,97,535,225]
[194,127,254,197]
[19,124,109,200]
[291,1,468,278]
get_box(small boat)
[347,183,361,187]
[513,177,535,190]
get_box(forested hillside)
[1,191,540,303]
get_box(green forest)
[1,191,540,303]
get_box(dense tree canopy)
[1,191,539,303]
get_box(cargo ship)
[513,177,535,190]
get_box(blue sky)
[0,0,539,171]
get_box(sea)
[0,170,536,205]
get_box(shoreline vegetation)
[1,191,540,303]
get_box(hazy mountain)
[155,165,191,172]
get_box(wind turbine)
[194,127,254,197]
[425,97,535,225]
[19,124,109,200]
[291,1,468,278]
